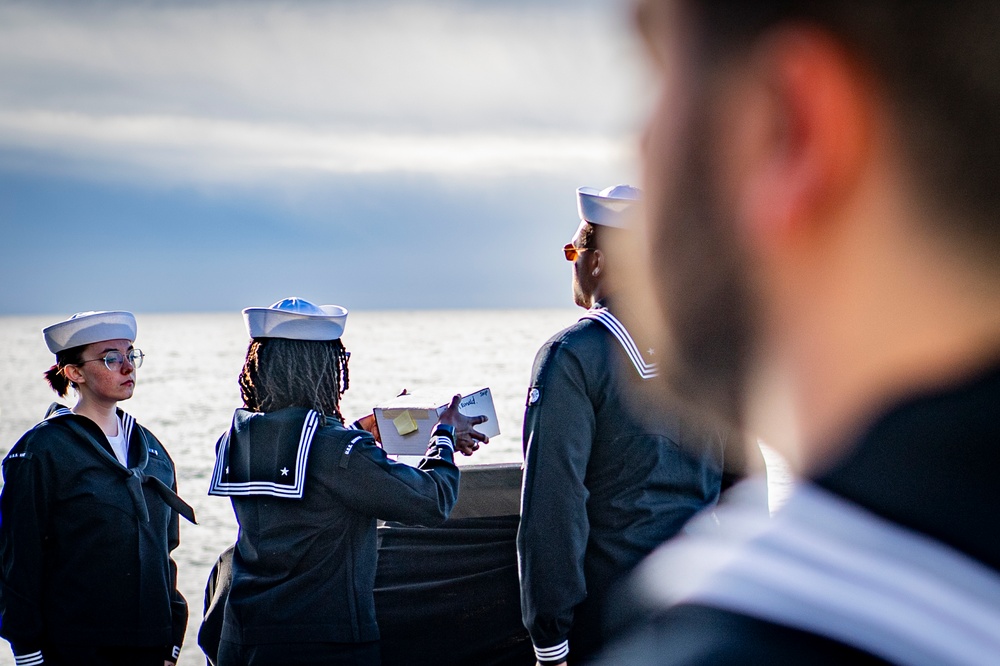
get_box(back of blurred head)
[634,1,1000,469]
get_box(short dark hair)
[239,337,350,422]
[579,221,624,251]
[685,0,1000,254]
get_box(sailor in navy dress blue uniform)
[596,364,1000,666]
[517,186,727,665]
[209,298,487,666]
[591,2,1000,662]
[0,311,195,666]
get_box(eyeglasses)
[78,349,144,371]
[563,243,592,262]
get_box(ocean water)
[0,311,791,666]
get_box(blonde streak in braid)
[239,341,260,411]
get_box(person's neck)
[754,209,1000,475]
[586,284,612,309]
[72,397,120,437]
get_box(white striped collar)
[44,405,74,420]
[208,410,321,499]
[580,306,658,379]
[45,405,135,432]
[120,410,136,448]
[634,480,1000,666]
[45,406,137,456]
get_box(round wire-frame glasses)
[77,349,144,371]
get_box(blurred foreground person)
[598,1,1000,664]
[518,186,729,666]
[0,311,195,666]
[209,298,487,666]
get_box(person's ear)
[727,25,873,242]
[591,249,604,278]
[63,363,86,386]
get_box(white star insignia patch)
[280,467,290,476]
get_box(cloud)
[0,109,633,185]
[0,0,645,185]
[0,0,649,314]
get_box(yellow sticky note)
[393,411,418,436]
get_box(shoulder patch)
[340,434,365,469]
[3,451,32,463]
[527,387,541,406]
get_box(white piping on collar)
[635,480,1000,666]
[44,407,75,420]
[580,306,658,379]
[208,410,320,499]
[46,407,137,445]
[120,411,135,446]
[45,407,141,467]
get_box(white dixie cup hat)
[42,310,137,354]
[576,184,642,228]
[242,297,349,341]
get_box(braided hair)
[239,337,350,422]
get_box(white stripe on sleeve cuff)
[14,651,44,666]
[534,640,569,663]
[432,435,455,452]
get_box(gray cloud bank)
[0,0,648,314]
[0,0,645,182]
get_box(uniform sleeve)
[517,341,595,664]
[0,443,51,662]
[323,431,461,526]
[166,474,188,663]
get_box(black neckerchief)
[46,405,196,524]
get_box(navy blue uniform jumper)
[209,407,460,661]
[595,362,1000,665]
[517,301,725,664]
[0,407,190,665]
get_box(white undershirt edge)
[106,415,128,466]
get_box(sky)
[0,0,651,315]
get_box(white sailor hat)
[243,297,348,341]
[577,184,642,228]
[42,311,137,354]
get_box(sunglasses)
[563,243,593,262]
[78,349,144,371]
